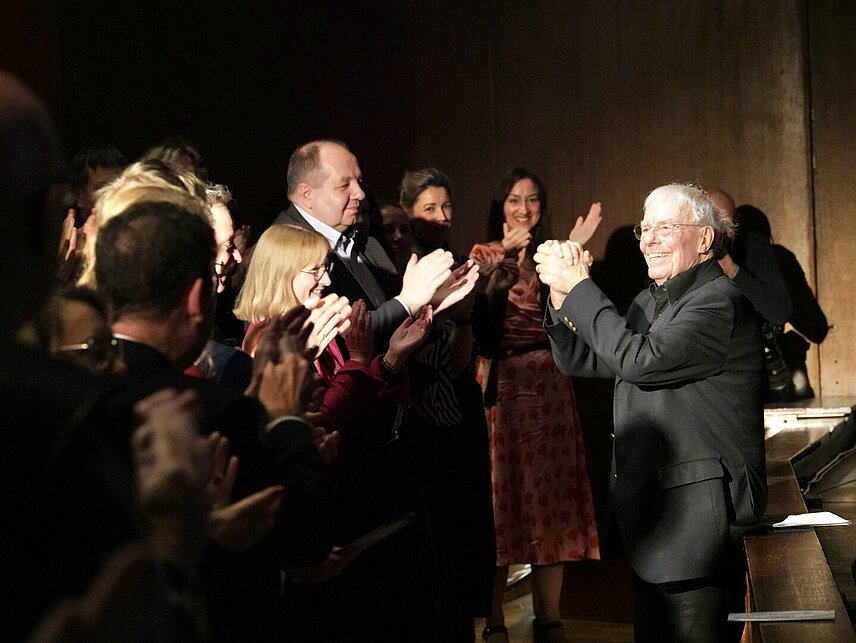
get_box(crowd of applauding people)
[3,71,606,643]
[4,69,827,643]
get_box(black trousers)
[631,545,747,643]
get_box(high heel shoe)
[533,617,567,643]
[482,624,509,642]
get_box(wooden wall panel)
[398,1,822,388]
[808,0,856,396]
[399,1,811,254]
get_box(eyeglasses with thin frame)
[633,222,707,240]
[300,262,334,282]
[54,336,121,370]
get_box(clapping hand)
[131,389,210,568]
[306,293,352,358]
[398,249,454,312]
[344,299,373,365]
[56,209,87,284]
[431,259,480,314]
[501,221,531,257]
[384,305,433,371]
[533,239,593,309]
[568,202,603,245]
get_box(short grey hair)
[644,183,717,227]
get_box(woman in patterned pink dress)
[471,167,601,643]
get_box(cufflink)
[562,316,577,332]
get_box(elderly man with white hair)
[534,184,766,642]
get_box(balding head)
[706,186,736,220]
[0,72,65,337]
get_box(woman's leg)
[483,565,510,639]
[532,563,569,642]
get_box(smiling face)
[503,178,541,231]
[291,255,332,303]
[639,200,714,285]
[306,143,365,232]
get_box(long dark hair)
[487,167,552,259]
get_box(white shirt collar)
[293,203,343,250]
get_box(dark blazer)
[113,339,331,642]
[546,259,766,584]
[2,342,141,640]
[273,204,407,348]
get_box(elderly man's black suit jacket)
[273,204,407,348]
[546,259,766,584]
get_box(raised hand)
[501,221,531,255]
[431,259,480,314]
[56,209,85,284]
[132,388,209,514]
[209,485,285,553]
[385,305,433,370]
[256,353,314,424]
[310,425,341,465]
[533,240,593,309]
[306,293,352,358]
[343,299,373,365]
[245,301,318,394]
[568,201,603,245]
[398,249,454,312]
[206,432,238,511]
[131,388,210,569]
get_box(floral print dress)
[471,241,600,565]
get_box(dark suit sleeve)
[260,418,331,565]
[551,277,737,387]
[369,297,410,350]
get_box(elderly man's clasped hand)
[533,239,594,310]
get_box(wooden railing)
[742,401,856,642]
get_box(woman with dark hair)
[470,168,601,643]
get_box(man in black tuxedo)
[95,200,330,641]
[273,139,470,349]
[535,184,766,642]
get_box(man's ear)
[295,182,313,208]
[183,277,207,322]
[700,225,715,254]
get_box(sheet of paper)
[771,511,851,528]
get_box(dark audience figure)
[142,135,207,180]
[201,182,253,388]
[69,143,126,225]
[736,204,828,398]
[0,72,211,642]
[381,202,414,275]
[94,200,331,642]
[708,187,796,401]
[398,168,495,641]
[36,286,126,376]
[589,224,651,315]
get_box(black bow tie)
[338,227,367,252]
